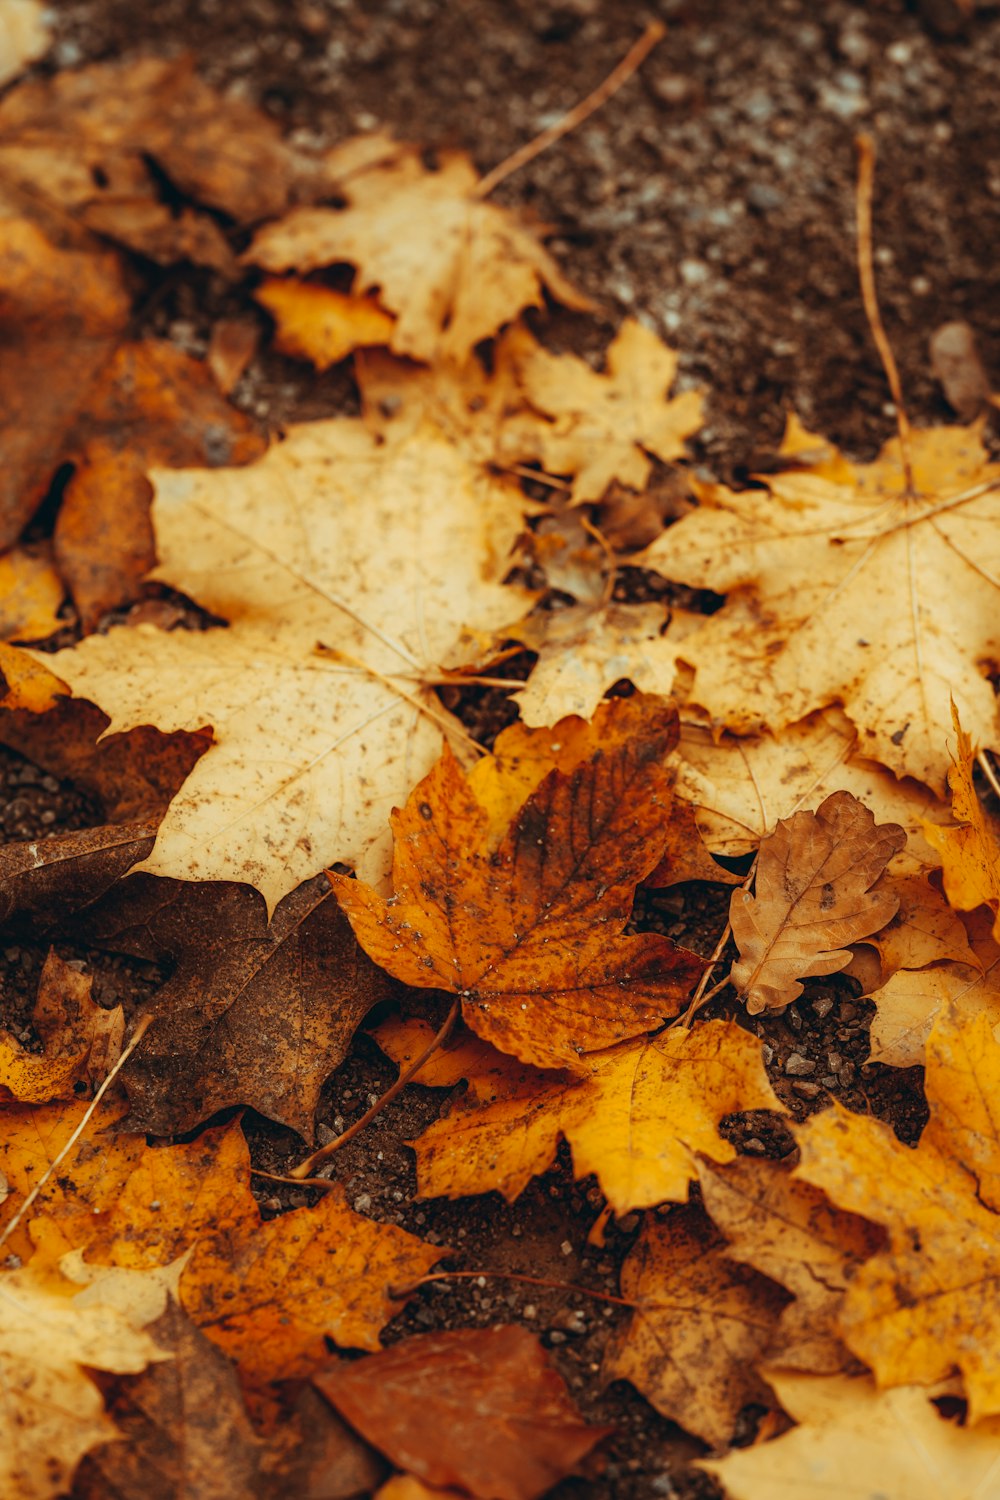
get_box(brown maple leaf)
[330,694,704,1071]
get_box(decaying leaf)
[36,414,533,910]
[375,1014,782,1214]
[923,707,1000,938]
[604,1205,787,1448]
[697,1155,884,1373]
[81,872,392,1138]
[796,1002,1000,1419]
[512,318,703,503]
[0,820,156,926]
[259,1385,385,1500]
[331,695,703,1071]
[641,421,1000,790]
[701,1373,1000,1500]
[730,791,905,1013]
[247,144,591,362]
[0,949,123,1104]
[0,1260,166,1500]
[314,1327,610,1500]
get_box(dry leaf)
[923,706,1000,938]
[701,1373,1000,1500]
[0,545,63,643]
[697,1155,883,1373]
[730,790,905,1013]
[375,1014,782,1214]
[0,952,122,1105]
[34,414,533,911]
[74,1299,265,1500]
[313,1326,610,1500]
[604,1205,787,1448]
[512,319,703,503]
[247,145,591,362]
[0,0,48,88]
[640,422,1000,790]
[855,872,978,979]
[256,279,395,368]
[0,1261,166,1500]
[81,872,392,1138]
[331,695,704,1071]
[796,1002,1000,1419]
[77,1119,442,1385]
[259,1385,385,1500]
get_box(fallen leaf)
[376,1480,463,1500]
[0,821,155,926]
[257,279,396,368]
[74,1299,265,1500]
[796,1002,1000,1419]
[375,1014,782,1214]
[247,144,591,362]
[642,795,742,887]
[640,422,1000,790]
[512,318,703,503]
[313,1326,610,1500]
[697,1155,883,1373]
[79,1119,442,1384]
[0,1260,166,1500]
[0,0,48,88]
[603,1205,787,1447]
[671,708,951,873]
[0,638,65,712]
[32,948,123,1085]
[856,872,978,979]
[331,695,704,1071]
[259,1385,385,1500]
[701,1373,1000,1500]
[730,791,905,1013]
[81,872,393,1138]
[34,414,532,910]
[0,544,63,642]
[923,707,1000,938]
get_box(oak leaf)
[730,790,905,1013]
[640,422,1000,790]
[697,1155,883,1373]
[603,1205,787,1448]
[331,695,704,1071]
[701,1373,1000,1500]
[0,1261,166,1500]
[247,145,591,362]
[36,415,532,910]
[76,1119,442,1384]
[511,318,703,503]
[313,1326,610,1500]
[796,1002,1000,1419]
[81,871,392,1138]
[375,1014,782,1214]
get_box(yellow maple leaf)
[923,705,1000,937]
[255,280,395,368]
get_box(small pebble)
[743,1137,766,1154]
[617,1213,640,1234]
[353,1193,372,1214]
[523,1304,537,1319]
[560,1240,573,1256]
[793,1081,822,1099]
[785,1052,816,1076]
[840,1003,858,1021]
[821,1075,838,1089]
[548,1330,568,1345]
[811,996,834,1019]
[316,1122,337,1146]
[761,1043,774,1065]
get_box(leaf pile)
[1,25,1000,1500]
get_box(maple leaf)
[33,414,532,910]
[260,1384,385,1500]
[375,1014,782,1214]
[74,1300,264,1500]
[0,1260,166,1500]
[697,1155,884,1373]
[247,144,592,362]
[313,1326,610,1500]
[730,790,905,1013]
[0,821,157,925]
[511,318,703,503]
[796,1001,1000,1419]
[74,1119,442,1384]
[603,1204,787,1448]
[255,279,396,368]
[923,706,1000,937]
[0,544,63,643]
[640,421,1000,790]
[80,871,392,1139]
[331,695,704,1071]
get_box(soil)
[4,0,998,1495]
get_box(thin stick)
[674,859,757,1028]
[855,134,914,493]
[0,1013,155,1252]
[978,750,1000,804]
[390,1268,636,1310]
[475,22,666,199]
[290,999,461,1180]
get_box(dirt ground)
[4,0,999,1494]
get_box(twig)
[0,1012,155,1252]
[978,749,1000,804]
[290,998,461,1180]
[475,22,666,199]
[389,1267,636,1309]
[855,134,914,493]
[674,858,757,1028]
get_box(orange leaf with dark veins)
[329,694,704,1072]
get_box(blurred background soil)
[6,1,1000,1495]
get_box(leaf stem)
[389,1267,636,1309]
[290,998,461,1179]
